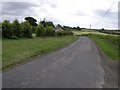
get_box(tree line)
[2,17,73,39]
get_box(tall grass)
[88,34,119,61]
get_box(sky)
[1,0,119,29]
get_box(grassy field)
[3,36,78,70]
[72,30,119,36]
[88,34,119,61]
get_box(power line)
[96,0,118,26]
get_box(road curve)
[3,36,105,88]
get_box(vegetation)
[12,19,22,38]
[99,30,120,35]
[2,20,13,39]
[36,25,45,37]
[0,23,2,28]
[3,36,78,70]
[2,18,73,39]
[88,34,119,61]
[56,30,73,36]
[25,17,38,26]
[21,21,33,38]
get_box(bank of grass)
[3,36,78,70]
[88,34,119,61]
[0,39,2,71]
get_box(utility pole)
[90,25,91,29]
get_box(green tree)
[12,19,22,37]
[0,23,2,28]
[2,20,13,38]
[46,21,55,28]
[21,21,32,38]
[25,17,38,26]
[77,26,81,30]
[40,20,46,27]
[102,28,104,31]
[45,26,55,36]
[36,25,45,37]
[25,17,38,33]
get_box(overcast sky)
[1,0,119,29]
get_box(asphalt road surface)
[3,36,106,88]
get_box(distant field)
[72,30,119,36]
[88,34,119,61]
[3,36,78,70]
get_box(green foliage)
[40,21,46,27]
[36,25,46,37]
[56,30,73,36]
[45,26,55,36]
[46,22,55,28]
[2,19,73,39]
[101,28,104,31]
[99,30,120,35]
[12,19,22,37]
[0,24,1,28]
[2,20,14,38]
[21,21,32,38]
[77,26,81,30]
[25,17,38,26]
[88,34,119,61]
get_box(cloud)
[94,9,117,19]
[2,2,39,17]
[1,0,119,29]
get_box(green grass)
[0,39,2,71]
[3,36,78,70]
[88,34,119,61]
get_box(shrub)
[56,31,63,36]
[56,30,73,36]
[45,26,55,36]
[21,21,32,38]
[2,20,14,38]
[36,25,45,37]
[12,19,22,37]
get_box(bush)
[36,25,46,37]
[2,20,14,38]
[21,21,32,38]
[56,30,73,36]
[45,26,55,36]
[56,31,63,36]
[12,19,22,37]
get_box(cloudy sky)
[1,0,119,29]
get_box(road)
[3,36,105,88]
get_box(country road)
[2,36,118,88]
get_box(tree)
[25,17,38,26]
[12,19,22,37]
[46,21,55,28]
[45,26,55,36]
[2,20,13,38]
[40,20,46,27]
[21,21,32,38]
[102,28,104,31]
[77,26,81,30]
[25,17,38,33]
[0,23,2,28]
[36,25,45,37]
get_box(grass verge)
[88,34,119,61]
[3,36,78,70]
